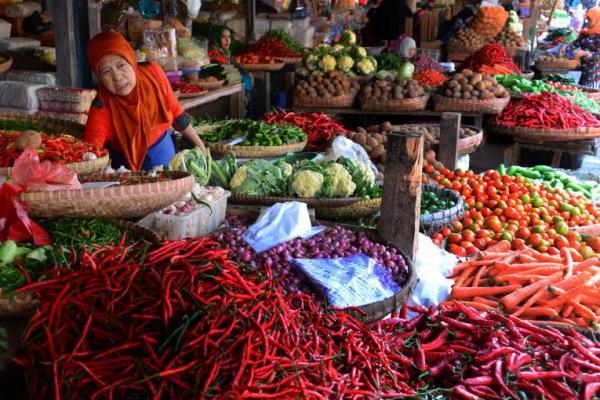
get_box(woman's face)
[97,54,136,96]
[408,47,416,58]
[221,29,231,50]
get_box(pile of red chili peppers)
[461,44,521,74]
[16,237,600,399]
[244,38,300,59]
[263,110,350,151]
[0,131,107,167]
[495,92,600,129]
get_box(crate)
[140,189,231,240]
[37,87,96,113]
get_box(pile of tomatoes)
[424,165,600,258]
[234,53,280,65]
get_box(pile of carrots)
[446,240,600,329]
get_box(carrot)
[561,247,574,279]
[573,257,599,273]
[513,254,538,263]
[451,261,477,276]
[586,271,600,288]
[452,284,520,300]
[511,286,548,318]
[495,274,548,286]
[472,266,486,287]
[563,304,575,318]
[477,252,512,260]
[492,262,564,274]
[523,266,565,276]
[501,273,563,311]
[473,296,500,307]
[540,285,592,308]
[454,266,476,287]
[545,272,592,294]
[485,240,511,253]
[568,300,596,320]
[520,307,560,319]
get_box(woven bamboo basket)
[316,198,382,220]
[20,171,195,219]
[360,94,430,112]
[0,154,110,177]
[433,95,510,114]
[0,112,84,137]
[230,193,366,208]
[178,89,208,99]
[196,79,225,90]
[419,184,464,235]
[281,57,302,65]
[207,140,307,157]
[293,91,356,108]
[0,53,12,74]
[535,59,579,70]
[239,62,285,71]
[490,123,600,142]
[398,123,484,156]
[225,207,417,323]
[579,86,600,101]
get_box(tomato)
[460,241,474,249]
[547,247,560,256]
[452,221,464,233]
[466,246,479,256]
[500,231,513,242]
[503,207,519,220]
[448,233,462,244]
[555,221,569,235]
[512,238,526,250]
[565,231,582,243]
[473,238,487,250]
[448,244,467,257]
[588,236,600,252]
[462,230,476,242]
[528,233,543,247]
[516,227,530,239]
[554,236,569,249]
[423,165,434,174]
[441,227,452,237]
[579,245,595,260]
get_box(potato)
[16,130,42,151]
[371,144,385,159]
[367,137,379,148]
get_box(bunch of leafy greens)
[169,148,212,186]
[195,119,307,146]
[229,160,287,196]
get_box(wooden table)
[506,138,597,167]
[180,83,243,119]
[290,106,485,128]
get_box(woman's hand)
[181,124,207,154]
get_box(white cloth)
[396,37,416,60]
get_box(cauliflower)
[355,59,375,76]
[337,55,354,72]
[290,170,324,198]
[354,160,376,184]
[356,46,367,58]
[319,55,337,71]
[229,166,248,190]
[324,163,356,197]
[306,54,319,71]
[277,161,293,178]
[339,30,356,45]
[332,44,346,54]
[296,67,310,79]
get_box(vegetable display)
[359,77,426,103]
[426,167,600,256]
[421,190,456,215]
[545,28,578,44]
[263,29,304,54]
[262,110,350,152]
[78,171,169,185]
[410,52,444,73]
[450,240,600,328]
[414,69,447,89]
[240,37,300,59]
[401,124,480,146]
[234,53,280,65]
[542,74,577,85]
[294,70,360,100]
[195,119,307,146]
[495,92,600,129]
[440,70,509,100]
[374,52,401,72]
[0,240,50,293]
[169,148,212,185]
[448,28,485,52]
[346,125,389,175]
[18,234,600,399]
[171,81,208,95]
[461,44,521,75]
[0,131,107,167]
[503,164,600,200]
[471,6,509,39]
[495,26,526,49]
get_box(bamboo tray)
[398,123,484,156]
[433,95,510,114]
[207,140,307,158]
[230,193,367,208]
[20,171,195,219]
[0,154,110,177]
[360,94,430,112]
[281,57,302,64]
[239,62,285,71]
[535,59,579,70]
[195,79,225,90]
[177,89,208,99]
[490,123,600,142]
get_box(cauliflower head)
[332,44,346,54]
[229,166,248,190]
[296,67,310,78]
[340,30,356,45]
[356,46,367,58]
[278,161,293,178]
[355,59,375,76]
[324,163,356,197]
[306,54,319,71]
[319,55,337,71]
[290,170,324,198]
[337,55,354,72]
[354,160,376,184]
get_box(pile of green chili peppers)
[196,119,307,146]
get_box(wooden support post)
[246,0,256,42]
[439,112,461,170]
[378,131,424,263]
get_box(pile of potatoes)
[346,123,392,176]
[359,77,426,103]
[399,124,479,145]
[537,54,574,62]
[295,71,360,99]
[495,27,526,50]
[440,69,509,100]
[448,28,485,52]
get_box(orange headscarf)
[87,32,171,171]
[582,7,600,36]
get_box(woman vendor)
[208,25,253,94]
[573,7,600,88]
[84,32,205,171]
[395,37,445,72]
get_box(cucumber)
[532,165,554,173]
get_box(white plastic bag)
[407,234,458,317]
[242,202,324,253]
[182,0,202,19]
[318,136,379,177]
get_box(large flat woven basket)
[0,154,109,177]
[239,62,285,71]
[490,123,600,142]
[397,123,484,156]
[316,198,382,220]
[196,79,225,90]
[293,91,356,108]
[360,94,430,111]
[0,112,84,137]
[20,171,195,219]
[230,193,366,208]
[433,95,509,114]
[207,141,307,157]
[535,59,579,70]
[281,57,302,65]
